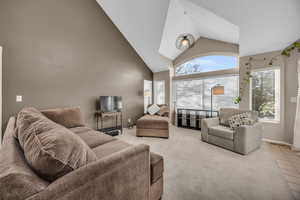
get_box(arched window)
[176,55,238,76]
[173,55,239,112]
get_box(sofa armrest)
[201,118,220,142]
[2,117,16,144]
[27,144,150,200]
[234,122,263,155]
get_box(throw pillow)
[148,104,160,115]
[242,117,256,126]
[16,107,97,181]
[41,107,85,128]
[158,105,169,117]
[228,112,249,129]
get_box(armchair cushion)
[16,107,97,181]
[209,125,234,140]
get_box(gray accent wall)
[0,0,153,129]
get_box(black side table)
[95,111,123,136]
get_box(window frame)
[249,66,281,123]
[173,73,239,111]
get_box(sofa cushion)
[16,107,97,181]
[41,107,84,128]
[150,152,164,184]
[209,125,235,140]
[70,127,116,148]
[137,115,169,130]
[92,140,132,159]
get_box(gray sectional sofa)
[201,108,263,155]
[0,107,164,200]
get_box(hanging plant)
[281,42,300,57]
[234,58,253,104]
[234,96,242,104]
[234,55,279,104]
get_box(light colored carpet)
[117,125,294,200]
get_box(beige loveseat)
[137,105,169,138]
[0,107,164,200]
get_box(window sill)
[259,119,280,124]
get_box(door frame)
[0,46,2,145]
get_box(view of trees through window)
[176,55,238,76]
[174,75,239,110]
[251,69,280,121]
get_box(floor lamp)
[211,85,224,117]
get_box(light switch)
[291,97,297,103]
[16,95,22,102]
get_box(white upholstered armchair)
[201,108,263,155]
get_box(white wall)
[239,51,286,143]
[283,39,300,144]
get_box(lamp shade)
[212,85,224,95]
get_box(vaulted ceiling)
[96,0,300,72]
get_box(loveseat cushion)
[137,115,169,130]
[150,153,164,184]
[41,107,85,128]
[209,125,235,140]
[16,107,97,181]
[70,127,116,148]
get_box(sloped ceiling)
[187,0,300,56]
[97,0,300,72]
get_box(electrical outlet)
[16,95,22,102]
[291,97,297,103]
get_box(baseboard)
[262,138,292,147]
[291,146,300,152]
